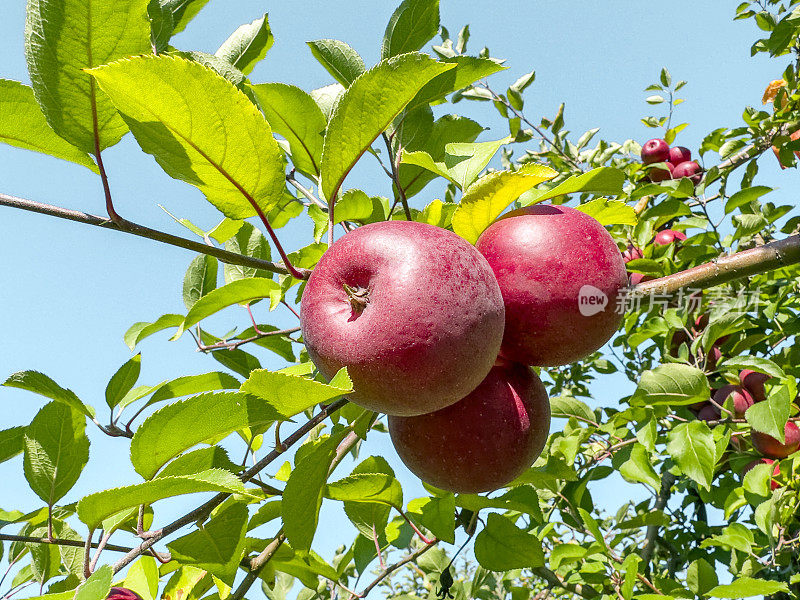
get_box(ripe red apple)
[653,229,687,246]
[704,346,722,371]
[622,244,643,263]
[743,458,781,490]
[672,160,703,184]
[475,205,627,366]
[751,421,800,459]
[714,385,754,417]
[388,362,550,493]
[668,146,692,165]
[300,221,505,416]
[697,402,721,423]
[641,138,670,164]
[107,589,143,600]
[648,162,673,183]
[739,369,770,403]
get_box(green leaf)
[707,577,787,598]
[619,443,660,489]
[381,0,440,59]
[23,402,89,506]
[451,163,558,243]
[325,474,402,508]
[74,565,112,600]
[631,364,709,406]
[122,556,159,600]
[183,255,219,310]
[157,447,240,479]
[745,385,791,441]
[717,356,784,378]
[686,558,718,595]
[0,427,25,465]
[77,469,250,529]
[172,278,281,340]
[282,431,348,552]
[549,396,596,424]
[3,371,94,418]
[410,56,507,109]
[724,186,771,214]
[306,40,366,87]
[621,554,641,600]
[251,83,327,178]
[25,0,151,152]
[474,514,544,571]
[320,53,454,202]
[239,369,352,421]
[0,80,98,171]
[446,136,515,190]
[148,372,241,406]
[129,392,281,479]
[105,353,142,410]
[163,0,210,34]
[519,167,626,206]
[406,495,455,544]
[167,502,248,585]
[124,314,184,350]
[222,222,272,284]
[215,14,273,75]
[88,55,286,220]
[666,421,715,490]
[398,114,484,198]
[700,522,754,554]
[576,199,637,226]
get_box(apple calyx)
[342,283,369,315]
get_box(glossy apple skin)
[475,205,627,366]
[751,421,800,459]
[740,369,770,402]
[388,362,550,493]
[107,589,144,600]
[668,146,692,165]
[653,229,687,246]
[301,221,505,416]
[648,161,674,182]
[714,384,754,417]
[672,161,703,184]
[697,402,721,422]
[641,138,670,164]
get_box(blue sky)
[0,0,794,592]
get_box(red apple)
[672,160,703,184]
[739,369,770,403]
[388,362,550,493]
[475,205,627,366]
[714,385,754,417]
[751,421,800,459]
[622,244,643,263]
[668,146,692,165]
[648,161,674,183]
[107,590,143,600]
[653,229,687,246]
[300,221,505,416]
[743,458,781,490]
[697,402,721,423]
[705,346,722,371]
[641,138,670,164]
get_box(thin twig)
[0,533,154,556]
[0,193,304,277]
[353,540,439,599]
[111,398,348,574]
[194,327,301,352]
[286,171,327,210]
[230,530,287,600]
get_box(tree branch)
[0,533,161,557]
[0,193,308,278]
[632,234,800,295]
[641,472,677,570]
[531,567,599,599]
[112,398,349,573]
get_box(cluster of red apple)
[623,228,687,286]
[669,313,799,490]
[641,138,702,184]
[300,205,627,492]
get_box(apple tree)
[1,1,800,600]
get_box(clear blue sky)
[0,0,792,592]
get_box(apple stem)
[246,303,267,336]
[372,524,386,571]
[343,284,369,315]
